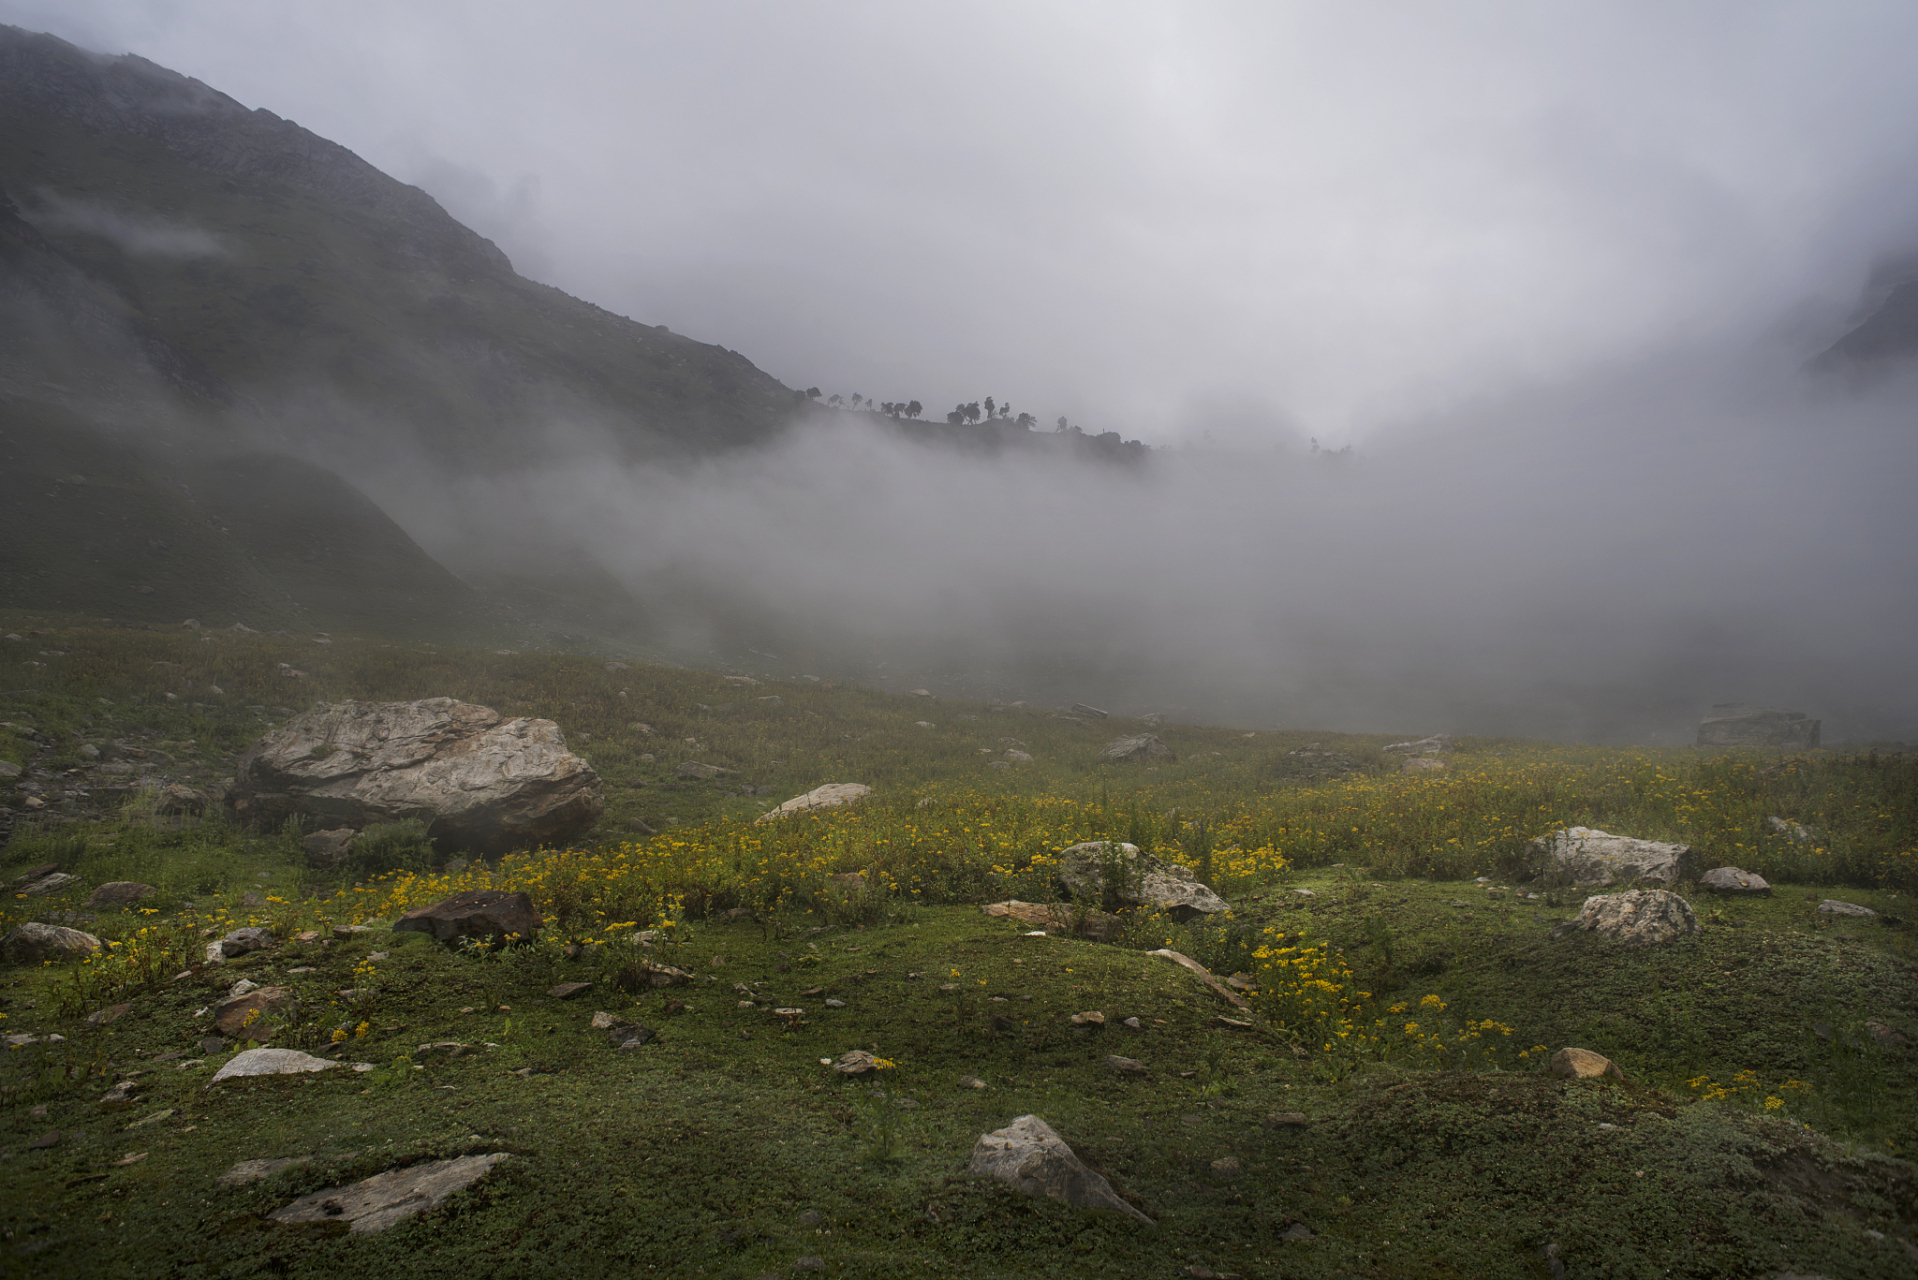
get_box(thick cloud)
[7,1,1918,442]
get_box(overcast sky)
[7,1,1918,445]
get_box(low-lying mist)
[345,347,1918,746]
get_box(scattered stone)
[824,998,846,1008]
[267,1153,509,1234]
[332,924,374,940]
[2,921,101,962]
[1696,704,1820,749]
[19,871,77,897]
[1767,816,1818,842]
[1866,1022,1907,1047]
[1534,827,1692,888]
[590,1011,618,1029]
[218,926,274,958]
[1071,1011,1105,1027]
[1264,1113,1311,1128]
[1099,734,1173,763]
[546,982,591,1000]
[301,828,357,869]
[1122,1017,1142,1030]
[676,760,726,780]
[82,882,159,910]
[1004,750,1035,764]
[1550,1047,1626,1081]
[394,890,543,944]
[27,1131,60,1149]
[1055,842,1227,918]
[156,783,209,816]
[211,1048,341,1083]
[1071,703,1110,719]
[1145,949,1256,1011]
[212,986,299,1038]
[1551,890,1700,946]
[99,1080,139,1106]
[832,1050,882,1077]
[200,1036,225,1055]
[1104,1055,1149,1076]
[968,1114,1152,1224]
[1209,1156,1242,1179]
[227,698,604,856]
[632,962,694,988]
[1280,1223,1314,1242]
[608,1023,654,1050]
[218,1156,314,1186]
[754,782,873,824]
[1699,867,1770,895]
[85,1002,132,1025]
[1818,899,1878,919]
[959,1076,987,1089]
[1384,734,1455,754]
[980,900,1122,941]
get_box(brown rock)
[547,982,591,1000]
[301,827,357,869]
[213,987,298,1038]
[393,890,542,944]
[82,881,159,910]
[156,783,208,815]
[1550,1047,1626,1081]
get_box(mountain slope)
[0,24,800,469]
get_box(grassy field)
[2,615,1914,1278]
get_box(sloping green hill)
[0,24,800,469]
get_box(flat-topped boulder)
[227,698,604,856]
[1,921,100,963]
[394,889,542,944]
[1534,827,1691,888]
[1699,867,1770,894]
[754,783,872,824]
[1055,841,1228,918]
[1696,704,1821,749]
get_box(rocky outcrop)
[1,921,101,962]
[1533,827,1691,888]
[1552,890,1700,946]
[1099,734,1173,764]
[1054,841,1228,918]
[228,698,604,856]
[393,889,542,944]
[968,1115,1152,1224]
[1695,705,1821,749]
[754,783,872,824]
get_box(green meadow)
[2,614,1913,1278]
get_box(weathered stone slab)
[1699,867,1770,894]
[209,1048,339,1083]
[212,986,298,1038]
[1055,842,1227,917]
[1,921,101,962]
[82,881,159,910]
[1550,1047,1626,1081]
[754,783,872,824]
[1818,900,1877,919]
[268,1153,509,1233]
[968,1115,1152,1224]
[1099,734,1173,763]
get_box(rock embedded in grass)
[1056,842,1228,918]
[217,926,274,958]
[1,920,101,962]
[81,881,158,909]
[754,782,873,824]
[211,986,299,1037]
[268,1153,510,1234]
[1104,1055,1149,1076]
[1550,1047,1626,1081]
[1818,899,1877,919]
[393,889,542,944]
[1099,733,1171,763]
[218,1156,313,1186]
[210,1048,341,1083]
[1699,867,1770,894]
[968,1114,1152,1224]
[1551,889,1699,946]
[1534,827,1693,888]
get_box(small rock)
[1534,827,1692,888]
[608,1023,654,1050]
[1280,1223,1314,1242]
[1099,733,1171,763]
[958,1076,987,1089]
[28,1130,61,1149]
[19,871,77,897]
[99,1080,139,1106]
[301,828,357,869]
[754,782,873,824]
[85,1002,132,1025]
[1550,1047,1626,1081]
[210,1047,339,1083]
[332,924,374,940]
[218,1156,314,1186]
[1122,1017,1142,1030]
[547,982,591,1000]
[1104,1055,1149,1076]
[1551,889,1699,946]
[1071,1011,1105,1027]
[393,890,542,944]
[1264,1112,1311,1128]
[1818,900,1877,919]
[1209,1156,1242,1179]
[1,921,101,962]
[218,926,274,958]
[1699,867,1770,894]
[832,1050,882,1076]
[824,998,846,1008]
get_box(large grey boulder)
[1,921,101,962]
[1696,704,1821,749]
[228,698,604,856]
[301,827,357,869]
[1099,734,1173,764]
[82,881,158,910]
[1534,827,1691,888]
[1055,841,1227,918]
[1552,890,1700,946]
[268,1154,509,1234]
[968,1115,1152,1225]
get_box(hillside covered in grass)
[1,616,1914,1277]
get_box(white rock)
[1534,827,1691,888]
[754,783,873,824]
[1552,890,1700,946]
[1818,900,1877,919]
[268,1154,510,1233]
[1699,867,1770,894]
[209,1048,341,1083]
